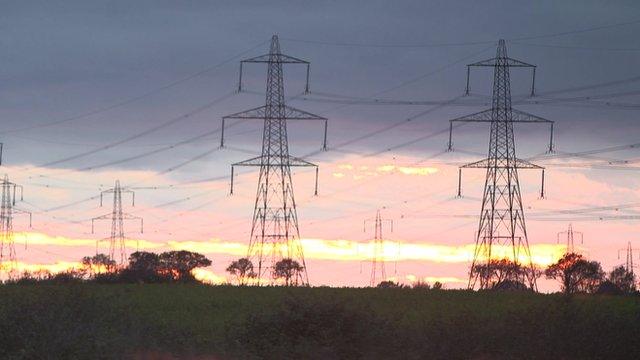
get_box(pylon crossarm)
[230,156,264,195]
[233,156,265,167]
[511,109,555,152]
[468,57,535,68]
[460,157,543,169]
[238,53,310,93]
[458,158,544,197]
[224,105,326,121]
[450,109,493,123]
[222,106,326,148]
[12,208,32,227]
[92,213,112,221]
[286,156,317,168]
[283,105,326,120]
[121,213,143,233]
[510,109,552,123]
[121,213,142,221]
[223,105,268,120]
[448,109,493,150]
[241,53,309,64]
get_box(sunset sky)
[1,1,639,292]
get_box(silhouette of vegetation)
[7,251,212,285]
[227,295,395,359]
[0,285,639,358]
[119,251,162,283]
[158,250,212,282]
[411,280,431,289]
[376,280,405,288]
[81,253,116,274]
[595,280,623,295]
[470,259,538,290]
[273,258,304,286]
[608,265,636,294]
[226,258,256,285]
[411,280,443,290]
[545,253,605,294]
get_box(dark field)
[0,284,638,359]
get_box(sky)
[1,0,640,291]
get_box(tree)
[158,250,212,282]
[81,253,116,276]
[376,280,402,288]
[273,258,304,286]
[595,280,623,295]
[545,253,604,294]
[470,259,535,290]
[412,280,431,289]
[608,265,636,294]
[226,258,256,285]
[121,251,161,283]
[432,281,443,290]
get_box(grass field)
[0,284,638,359]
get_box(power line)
[37,91,236,169]
[282,18,640,49]
[0,40,268,135]
[512,41,640,52]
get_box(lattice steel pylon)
[0,174,32,276]
[618,242,639,275]
[557,223,583,254]
[364,209,393,287]
[221,35,328,285]
[91,180,143,265]
[448,40,555,290]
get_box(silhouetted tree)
[545,253,604,294]
[226,258,256,285]
[412,280,431,289]
[120,251,161,283]
[273,258,304,286]
[376,280,405,288]
[608,265,636,294]
[470,259,536,290]
[412,281,443,290]
[595,280,623,295]
[159,250,212,282]
[81,253,116,276]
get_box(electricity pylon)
[365,209,393,287]
[0,174,32,275]
[221,35,327,285]
[448,40,555,290]
[618,242,639,275]
[557,223,583,254]
[91,180,143,265]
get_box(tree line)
[8,251,212,284]
[467,252,636,295]
[6,252,306,286]
[6,250,637,294]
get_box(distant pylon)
[448,40,555,290]
[92,180,143,265]
[221,35,328,285]
[365,209,393,287]
[0,174,32,276]
[557,223,583,254]
[618,242,640,275]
